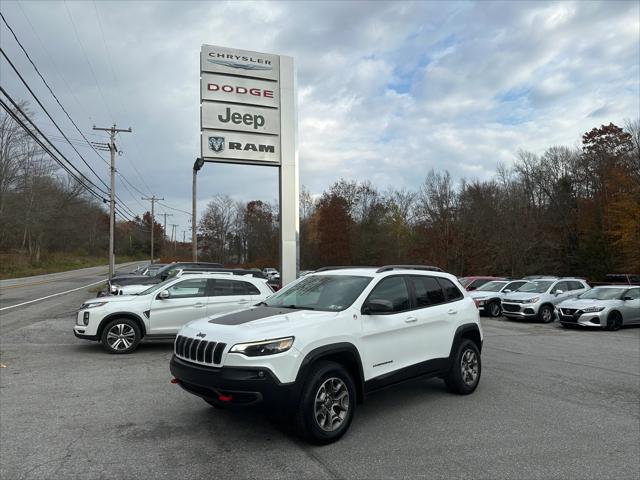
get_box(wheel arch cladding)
[98,313,147,338]
[450,324,482,356]
[297,343,365,404]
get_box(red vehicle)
[458,276,507,291]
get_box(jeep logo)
[218,107,265,129]
[196,332,206,338]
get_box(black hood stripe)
[208,306,292,325]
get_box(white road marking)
[0,279,105,312]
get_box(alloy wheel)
[314,377,350,432]
[106,323,136,351]
[460,349,479,386]
[488,302,501,317]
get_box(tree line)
[2,101,638,279]
[198,120,640,279]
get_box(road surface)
[0,262,145,334]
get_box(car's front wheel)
[444,339,481,394]
[606,311,622,331]
[100,318,141,354]
[486,301,501,317]
[539,305,554,323]
[295,361,356,444]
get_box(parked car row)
[463,274,640,330]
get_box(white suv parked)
[468,280,529,317]
[170,266,483,444]
[74,274,273,354]
[502,278,590,322]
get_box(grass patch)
[0,252,147,280]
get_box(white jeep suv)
[74,273,273,354]
[501,278,590,322]
[170,266,483,444]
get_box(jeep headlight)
[522,297,540,304]
[229,337,294,357]
[582,306,605,313]
[81,302,107,310]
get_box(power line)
[0,95,106,202]
[62,0,114,122]
[157,201,192,216]
[0,13,142,219]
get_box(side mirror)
[622,296,633,301]
[554,289,564,295]
[158,290,170,300]
[362,299,394,315]
[504,289,512,293]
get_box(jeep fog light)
[230,337,294,357]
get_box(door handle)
[237,299,249,304]
[405,316,418,323]
[447,309,457,315]
[194,303,205,308]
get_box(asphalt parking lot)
[1,286,639,479]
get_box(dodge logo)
[208,136,224,153]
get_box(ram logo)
[208,136,225,153]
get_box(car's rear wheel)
[606,311,622,331]
[539,305,554,323]
[444,339,481,394]
[100,318,141,354]
[295,361,355,444]
[486,301,501,317]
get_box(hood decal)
[208,306,291,325]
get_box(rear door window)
[437,278,464,301]
[409,276,446,307]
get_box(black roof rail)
[376,265,443,273]
[315,266,376,272]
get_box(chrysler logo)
[208,136,224,153]
[196,332,207,338]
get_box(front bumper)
[557,309,605,328]
[169,355,298,407]
[73,327,99,341]
[502,303,539,318]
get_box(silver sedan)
[557,286,640,330]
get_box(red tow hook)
[218,393,233,402]
[170,378,180,384]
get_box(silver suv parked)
[502,278,590,323]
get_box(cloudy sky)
[1,0,638,234]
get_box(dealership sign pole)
[200,45,299,285]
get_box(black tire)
[539,305,554,323]
[100,318,142,354]
[444,339,481,395]
[486,301,501,318]
[295,361,356,445]
[606,311,622,331]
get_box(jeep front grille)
[174,335,226,365]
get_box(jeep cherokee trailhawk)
[169,266,483,444]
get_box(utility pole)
[93,124,132,279]
[182,230,187,244]
[192,157,204,262]
[142,195,164,263]
[170,223,179,253]
[161,212,173,244]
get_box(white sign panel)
[201,102,280,135]
[201,129,280,164]
[201,73,279,108]
[201,45,279,81]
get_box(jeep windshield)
[263,275,372,312]
[578,288,625,300]
[518,280,554,293]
